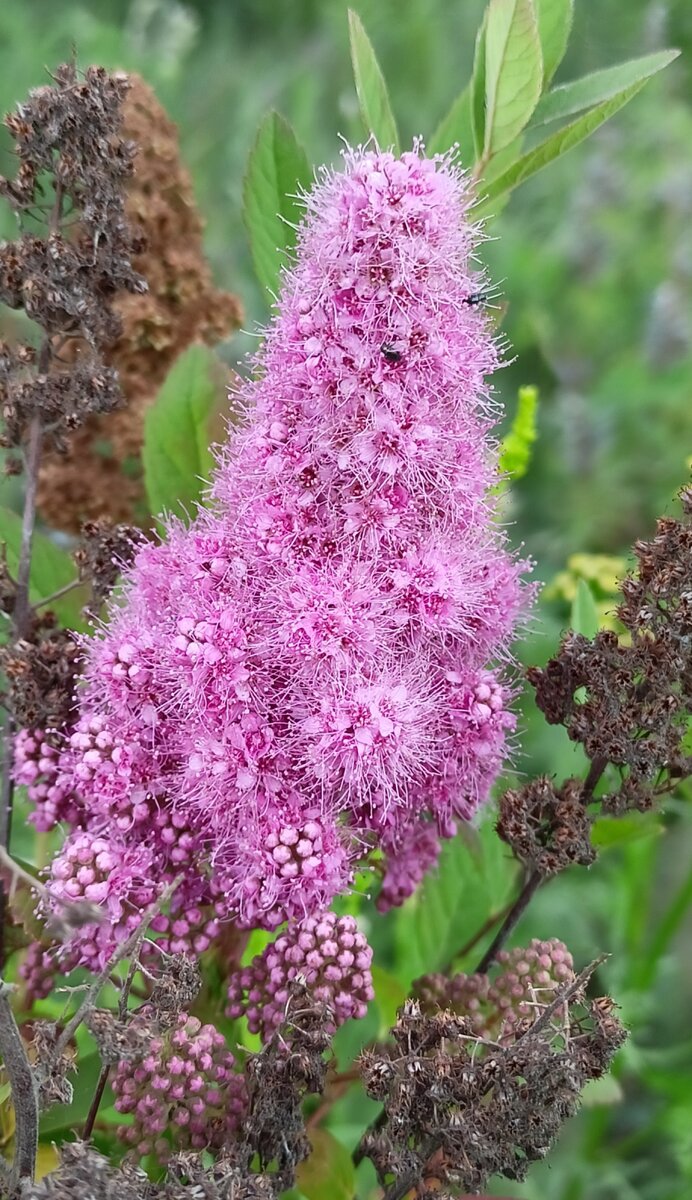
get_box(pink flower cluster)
[226,912,374,1041]
[414,938,575,1043]
[13,729,82,831]
[112,1011,246,1161]
[16,144,527,968]
[19,940,80,1004]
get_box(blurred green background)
[1,1,692,1197]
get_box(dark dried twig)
[0,978,39,1189]
[474,868,543,974]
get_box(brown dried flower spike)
[37,74,242,530]
[528,487,692,816]
[0,62,145,450]
[358,965,626,1200]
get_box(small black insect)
[381,342,402,363]
[463,290,494,307]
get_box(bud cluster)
[112,1011,247,1162]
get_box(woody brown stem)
[0,978,39,1187]
[0,181,65,972]
[474,869,543,974]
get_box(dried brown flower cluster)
[358,972,626,1199]
[498,488,692,874]
[73,516,145,610]
[22,1142,156,1200]
[37,74,242,530]
[0,62,144,726]
[498,775,596,875]
[0,615,79,730]
[0,62,145,451]
[531,489,692,808]
[0,520,144,738]
[23,1141,276,1200]
[243,984,332,1193]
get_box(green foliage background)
[1,1,691,1197]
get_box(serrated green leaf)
[243,110,312,298]
[471,9,489,158]
[0,507,83,628]
[571,578,600,640]
[297,1127,355,1200]
[429,84,473,161]
[474,71,667,216]
[348,9,399,151]
[499,385,538,481]
[142,345,224,520]
[483,0,543,158]
[535,0,574,86]
[531,48,680,127]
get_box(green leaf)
[0,507,83,628]
[409,819,516,979]
[535,0,574,87]
[474,68,671,215]
[297,1127,356,1200]
[636,864,692,992]
[429,84,473,162]
[470,9,489,157]
[571,578,600,639]
[531,48,680,127]
[348,9,399,151]
[581,1074,624,1107]
[371,964,407,1034]
[499,385,538,481]
[142,345,224,520]
[483,0,543,158]
[35,1144,61,1180]
[243,110,312,298]
[592,812,664,850]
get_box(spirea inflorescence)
[17,145,528,1012]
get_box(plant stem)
[0,978,39,1188]
[31,578,82,612]
[12,414,43,637]
[583,755,607,802]
[82,1064,111,1142]
[0,182,65,973]
[51,877,181,1064]
[474,869,543,974]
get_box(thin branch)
[82,1063,110,1142]
[51,875,182,1062]
[0,844,52,904]
[31,578,82,612]
[81,884,169,1140]
[474,869,543,974]
[0,978,39,1188]
[12,414,43,636]
[517,954,608,1046]
[582,755,608,803]
[0,180,65,973]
